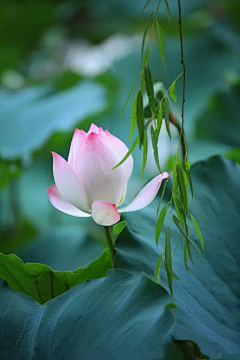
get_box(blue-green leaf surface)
[115,156,240,359]
[0,270,176,360]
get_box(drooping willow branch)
[115,0,204,294]
[178,0,187,160]
[169,112,187,160]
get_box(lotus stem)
[104,226,116,268]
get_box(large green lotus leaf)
[0,270,176,360]
[0,81,105,161]
[115,156,240,359]
[0,248,111,304]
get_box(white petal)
[51,152,90,212]
[91,200,120,226]
[75,133,126,205]
[68,129,87,168]
[47,185,91,217]
[105,130,133,182]
[119,172,169,213]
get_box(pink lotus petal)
[119,172,169,213]
[105,130,133,182]
[51,152,90,212]
[88,123,100,134]
[75,133,127,205]
[68,129,87,168]
[47,185,91,217]
[91,200,120,226]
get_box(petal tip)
[91,201,120,226]
[162,172,169,179]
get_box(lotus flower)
[47,124,169,226]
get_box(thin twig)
[178,0,187,160]
[178,0,185,127]
[169,112,186,160]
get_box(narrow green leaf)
[155,21,166,68]
[172,215,200,253]
[142,0,153,12]
[164,97,171,140]
[156,103,163,141]
[141,23,150,58]
[173,194,184,224]
[184,160,194,197]
[164,0,172,23]
[113,136,139,169]
[157,175,170,214]
[144,65,157,117]
[172,155,179,195]
[190,213,204,252]
[169,80,177,102]
[120,75,139,118]
[175,196,184,215]
[142,133,148,177]
[150,126,161,173]
[165,226,173,294]
[172,271,179,280]
[172,214,189,239]
[129,91,138,142]
[177,164,188,210]
[174,194,188,232]
[186,240,194,265]
[156,271,161,284]
[154,253,163,276]
[141,48,150,92]
[113,221,127,236]
[137,89,144,145]
[156,204,168,245]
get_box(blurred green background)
[0,0,240,270]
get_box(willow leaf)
[172,215,200,253]
[169,80,177,102]
[141,23,150,58]
[137,89,144,145]
[164,97,171,140]
[190,213,204,252]
[129,91,138,142]
[164,0,172,23]
[113,136,139,169]
[142,133,148,177]
[177,164,187,210]
[156,103,163,141]
[165,226,172,294]
[120,75,139,118]
[155,21,166,68]
[156,204,168,245]
[157,176,170,215]
[141,48,149,92]
[150,126,161,173]
[154,253,163,277]
[144,65,157,117]
[184,160,194,197]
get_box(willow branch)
[178,0,187,160]
[169,112,187,160]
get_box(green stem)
[169,112,187,160]
[104,226,116,268]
